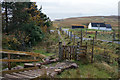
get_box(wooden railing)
[0,49,46,70]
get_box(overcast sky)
[31,0,119,21]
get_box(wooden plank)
[1,49,46,58]
[4,74,20,78]
[18,69,41,77]
[12,72,33,79]
[0,51,29,55]
[2,67,38,76]
[0,59,40,62]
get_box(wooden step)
[4,74,21,79]
[18,71,37,78]
[21,70,42,77]
[12,72,33,79]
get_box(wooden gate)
[59,42,87,60]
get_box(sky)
[31,0,119,21]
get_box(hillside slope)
[53,16,118,30]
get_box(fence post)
[8,53,11,70]
[112,32,115,42]
[73,46,75,60]
[68,31,69,38]
[85,42,87,55]
[34,57,37,67]
[70,31,72,41]
[75,46,77,60]
[95,31,97,40]
[81,29,83,45]
[91,37,94,63]
[73,34,75,45]
[70,46,72,60]
[66,31,67,36]
[59,42,62,60]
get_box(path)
[2,61,78,80]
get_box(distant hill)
[53,16,118,30]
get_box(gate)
[59,42,87,60]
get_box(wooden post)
[70,31,72,41]
[66,31,67,36]
[70,46,72,60]
[67,46,69,60]
[59,42,62,60]
[81,29,83,46]
[73,34,75,45]
[112,32,115,42]
[85,42,87,55]
[75,46,77,60]
[95,31,97,40]
[91,37,94,63]
[8,53,11,70]
[34,57,36,67]
[73,46,75,60]
[68,31,69,38]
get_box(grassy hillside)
[53,16,118,31]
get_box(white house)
[88,23,112,31]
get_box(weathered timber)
[1,59,40,62]
[1,49,46,58]
[2,67,38,76]
[59,42,62,60]
[91,37,94,63]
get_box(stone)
[54,69,62,73]
[71,63,78,68]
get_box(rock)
[50,59,56,62]
[71,63,78,68]
[45,58,50,62]
[54,69,62,73]
[56,58,59,61]
[16,65,23,69]
[11,65,23,70]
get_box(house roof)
[72,24,87,28]
[72,26,84,28]
[91,23,106,27]
[106,24,112,28]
